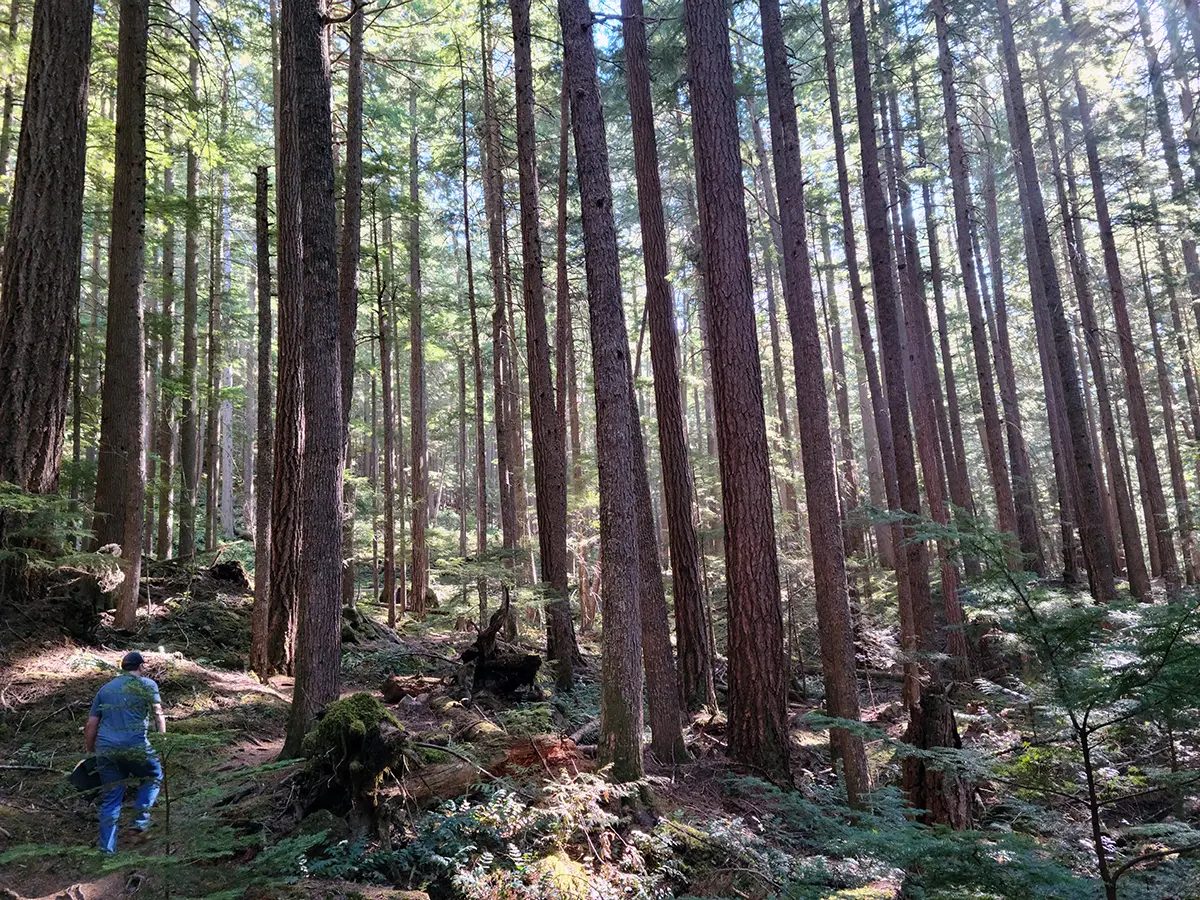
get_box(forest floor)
[0,552,1181,899]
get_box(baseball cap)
[120,651,145,671]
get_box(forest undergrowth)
[1,521,1198,900]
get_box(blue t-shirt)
[90,674,160,750]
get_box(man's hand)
[84,714,99,753]
[154,703,166,734]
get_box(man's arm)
[154,703,166,734]
[84,714,99,753]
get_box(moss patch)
[301,693,397,760]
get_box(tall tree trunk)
[995,0,1116,601]
[268,0,303,676]
[684,0,790,780]
[1135,0,1200,335]
[337,4,364,610]
[1049,93,1146,594]
[480,6,519,608]
[408,86,429,619]
[820,0,895,570]
[559,0,645,781]
[746,105,802,530]
[0,0,93,493]
[511,0,574,686]
[931,0,1019,562]
[621,0,715,713]
[155,148,176,557]
[976,123,1045,574]
[848,0,969,828]
[880,58,968,673]
[93,0,149,630]
[461,55,489,625]
[178,0,201,561]
[758,0,866,800]
[282,0,345,756]
[1064,0,1180,593]
[1135,219,1197,583]
[378,216,397,629]
[250,167,275,678]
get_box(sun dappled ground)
[2,559,1194,898]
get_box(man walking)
[84,651,166,853]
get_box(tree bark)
[0,0,93,493]
[92,0,149,630]
[684,0,790,780]
[178,0,201,561]
[559,0,645,781]
[460,55,489,626]
[282,0,345,756]
[250,167,275,679]
[758,0,866,800]
[620,0,715,713]
[267,0,303,677]
[1063,0,1179,593]
[511,0,574,686]
[408,86,429,619]
[994,0,1116,601]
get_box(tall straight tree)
[995,0,1116,601]
[757,0,867,800]
[930,0,1021,561]
[1063,0,1181,594]
[847,0,970,826]
[155,147,177,558]
[408,85,429,618]
[820,0,896,571]
[0,0,93,493]
[178,0,201,560]
[480,8,519,601]
[282,0,345,756]
[619,0,715,713]
[559,0,645,780]
[684,0,790,779]
[268,0,304,676]
[250,167,274,678]
[459,53,488,625]
[377,218,397,628]
[511,0,574,687]
[92,0,149,631]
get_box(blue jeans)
[96,746,162,853]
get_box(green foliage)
[0,482,106,572]
[301,692,397,760]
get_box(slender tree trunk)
[511,0,575,685]
[480,7,519,609]
[93,0,149,630]
[621,0,715,713]
[460,57,489,625]
[178,0,201,561]
[746,105,802,530]
[1135,220,1197,583]
[848,0,970,828]
[378,220,397,628]
[267,0,303,676]
[282,0,345,756]
[151,147,177,556]
[684,0,790,780]
[1135,0,1200,336]
[976,123,1045,573]
[250,167,275,678]
[931,0,1018,562]
[1064,0,1180,593]
[0,0,21,234]
[559,0,645,780]
[408,86,429,619]
[995,0,1116,601]
[0,0,93,493]
[820,0,896,571]
[758,0,866,799]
